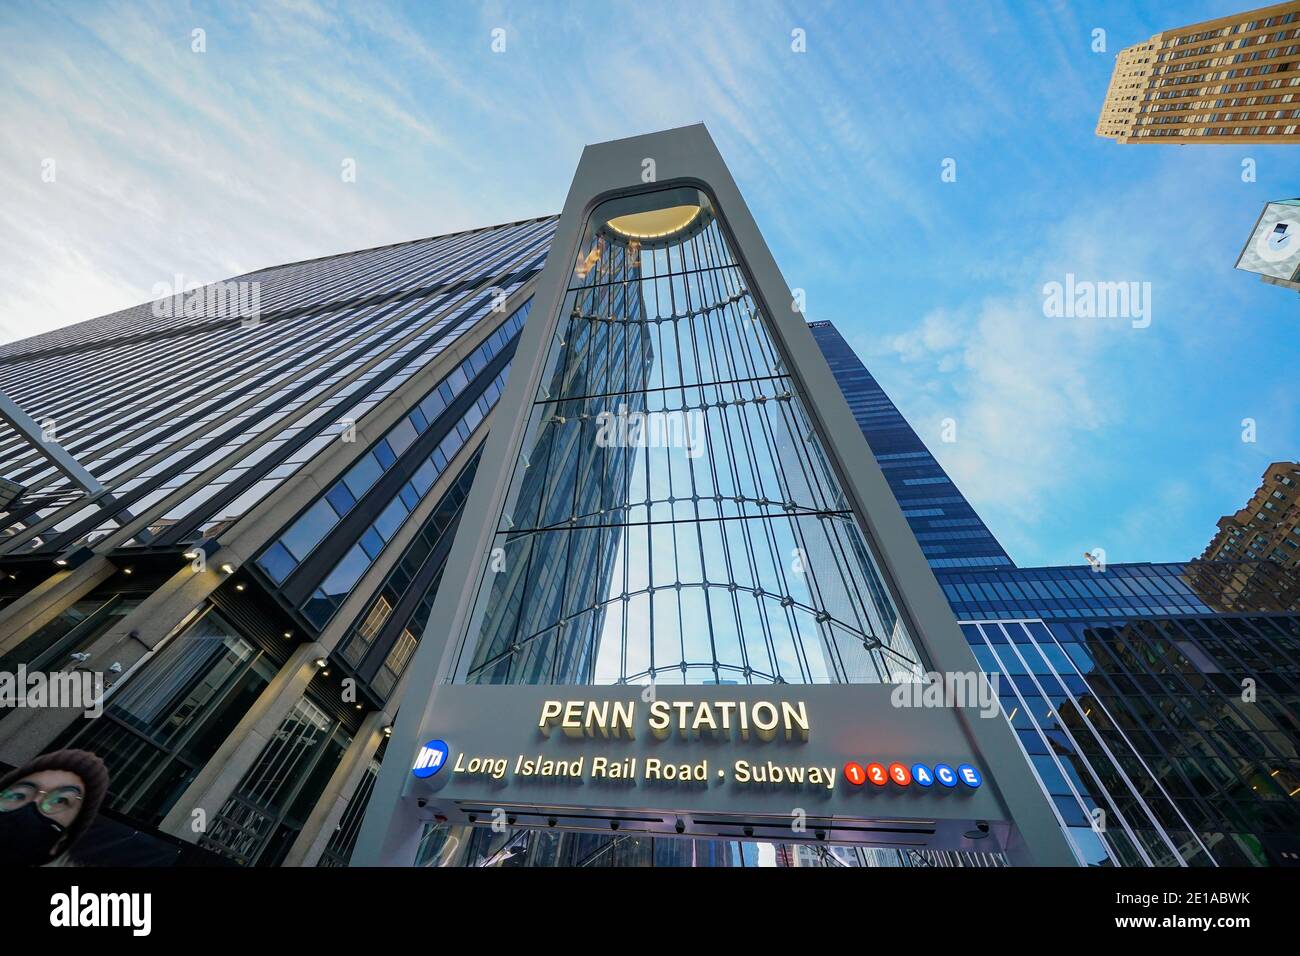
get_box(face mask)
[0,802,66,866]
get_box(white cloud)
[861,164,1237,563]
[0,0,1080,343]
[0,2,465,340]
[872,292,1115,537]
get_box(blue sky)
[0,0,1296,568]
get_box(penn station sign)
[403,685,1003,841]
[539,697,811,741]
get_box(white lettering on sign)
[538,699,637,738]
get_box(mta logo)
[412,739,449,778]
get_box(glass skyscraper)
[961,614,1300,866]
[0,216,558,866]
[808,321,1013,571]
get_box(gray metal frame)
[353,125,1078,866]
[0,391,152,542]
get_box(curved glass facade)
[452,187,923,687]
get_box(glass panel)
[384,629,418,677]
[61,611,275,824]
[454,186,923,687]
[281,498,338,561]
[257,541,297,585]
[319,545,369,603]
[0,597,142,673]
[343,453,383,500]
[107,615,254,743]
[0,598,103,672]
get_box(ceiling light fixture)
[605,204,702,241]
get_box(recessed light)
[53,546,95,570]
[606,205,702,241]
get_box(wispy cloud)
[863,155,1296,566]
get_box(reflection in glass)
[453,187,923,687]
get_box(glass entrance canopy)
[453,186,925,687]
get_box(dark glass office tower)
[962,614,1300,867]
[936,560,1300,622]
[808,321,1013,570]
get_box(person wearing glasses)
[0,749,109,866]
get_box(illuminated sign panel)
[535,698,811,741]
[403,684,1003,850]
[411,739,449,778]
[419,696,984,793]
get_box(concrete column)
[0,556,117,655]
[282,709,391,867]
[159,640,325,842]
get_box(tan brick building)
[1203,461,1300,566]
[1097,1,1300,144]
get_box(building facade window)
[451,186,923,688]
[257,299,530,592]
[0,594,142,676]
[51,610,279,826]
[200,696,351,867]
